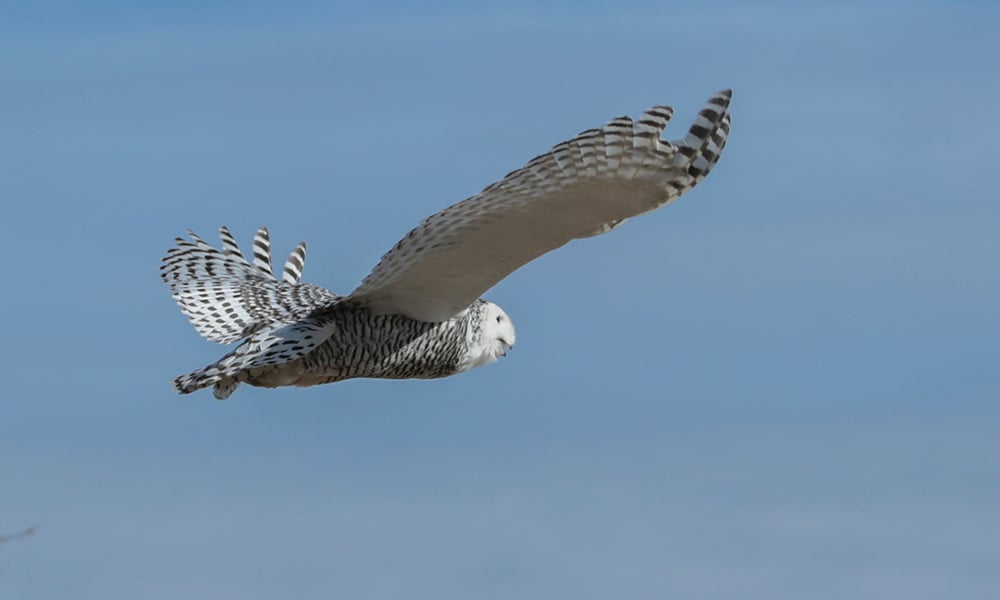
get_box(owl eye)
[496,315,503,323]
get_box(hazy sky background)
[2,2,998,598]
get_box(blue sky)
[1,2,998,598]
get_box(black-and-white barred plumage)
[162,226,340,344]
[162,90,733,398]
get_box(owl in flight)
[161,90,732,399]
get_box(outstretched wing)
[348,89,732,322]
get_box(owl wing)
[161,226,341,344]
[348,90,732,322]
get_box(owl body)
[199,301,513,396]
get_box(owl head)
[481,301,516,359]
[459,300,516,372]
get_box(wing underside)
[348,89,732,322]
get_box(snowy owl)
[161,89,732,399]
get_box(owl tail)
[171,315,339,399]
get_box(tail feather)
[172,316,339,399]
